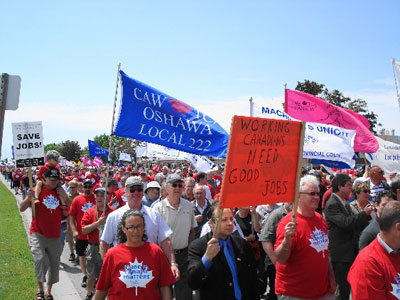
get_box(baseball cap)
[145,181,161,192]
[83,178,92,185]
[43,167,60,180]
[94,187,106,194]
[166,174,183,184]
[125,176,143,188]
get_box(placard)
[220,116,302,208]
[12,121,45,167]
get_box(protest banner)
[252,101,356,168]
[114,70,229,158]
[365,136,400,174]
[12,121,45,217]
[219,115,304,208]
[12,121,45,167]
[213,116,305,237]
[284,89,378,153]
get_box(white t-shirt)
[100,203,172,246]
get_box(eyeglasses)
[83,185,92,189]
[129,187,143,193]
[300,191,319,196]
[363,190,370,194]
[172,183,183,188]
[124,224,144,231]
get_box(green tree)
[92,134,144,163]
[59,140,81,161]
[81,146,89,157]
[44,143,61,153]
[295,80,381,134]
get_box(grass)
[0,180,37,299]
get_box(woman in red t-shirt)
[94,210,175,300]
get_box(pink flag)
[284,89,378,153]
[92,157,103,166]
[80,156,92,166]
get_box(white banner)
[251,101,356,169]
[12,121,45,167]
[182,153,215,173]
[138,142,181,160]
[119,152,132,162]
[365,136,400,174]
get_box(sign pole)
[0,74,9,158]
[28,167,35,218]
[103,63,121,215]
[291,121,306,223]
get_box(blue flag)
[88,140,109,157]
[114,71,229,158]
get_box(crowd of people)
[2,150,400,300]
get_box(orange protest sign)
[219,115,303,208]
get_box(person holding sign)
[274,175,336,300]
[19,167,69,300]
[187,202,258,300]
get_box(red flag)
[284,89,378,153]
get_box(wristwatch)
[171,263,179,267]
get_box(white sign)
[5,75,21,110]
[182,153,215,173]
[119,152,132,162]
[12,121,44,167]
[251,100,356,169]
[365,136,400,174]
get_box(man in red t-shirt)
[69,178,96,289]
[19,167,69,300]
[348,200,400,300]
[81,187,115,300]
[274,175,336,299]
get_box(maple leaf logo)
[43,195,60,212]
[169,98,192,114]
[309,227,329,258]
[118,258,154,296]
[81,202,94,213]
[390,273,400,299]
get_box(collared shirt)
[194,199,208,215]
[377,233,398,254]
[153,197,197,250]
[100,203,172,246]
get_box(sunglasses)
[125,224,144,231]
[300,191,319,196]
[83,185,92,189]
[172,183,183,188]
[362,190,370,194]
[129,187,143,193]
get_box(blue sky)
[2,0,399,159]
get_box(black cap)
[43,167,60,180]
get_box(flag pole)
[249,97,254,117]
[392,58,400,111]
[103,63,121,215]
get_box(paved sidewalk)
[1,175,85,300]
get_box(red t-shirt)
[69,194,96,240]
[96,242,175,300]
[81,205,115,243]
[86,173,99,185]
[29,186,62,238]
[275,212,330,299]
[113,188,127,208]
[348,238,400,300]
[214,174,222,193]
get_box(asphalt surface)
[2,175,86,300]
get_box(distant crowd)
[2,150,400,300]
